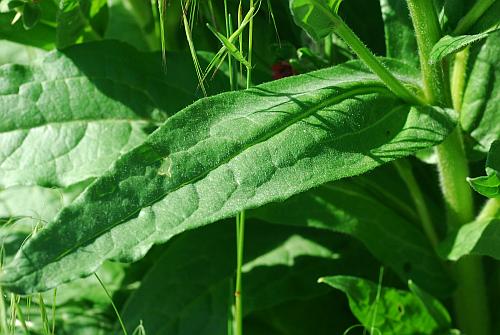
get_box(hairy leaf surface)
[461,31,500,154]
[0,40,226,188]
[320,276,449,334]
[0,59,456,293]
[429,30,498,64]
[252,170,452,296]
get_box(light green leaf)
[120,221,343,335]
[443,217,500,261]
[430,29,499,64]
[0,40,226,188]
[468,140,500,198]
[56,0,108,49]
[379,0,419,66]
[461,31,500,154]
[320,276,449,335]
[251,167,453,297]
[289,0,343,41]
[0,59,456,294]
[408,281,452,329]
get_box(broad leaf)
[57,0,108,49]
[468,140,500,198]
[120,221,351,335]
[429,29,499,64]
[289,0,343,41]
[320,276,450,335]
[0,59,456,294]
[461,31,500,154]
[379,0,419,66]
[443,217,500,261]
[252,167,453,297]
[0,40,227,188]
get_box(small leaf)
[319,276,449,335]
[21,2,41,30]
[468,140,500,198]
[289,0,343,41]
[429,29,499,64]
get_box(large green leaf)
[0,40,227,188]
[251,167,452,297]
[379,0,419,66]
[461,31,500,154]
[320,276,450,335]
[120,221,353,335]
[0,59,456,294]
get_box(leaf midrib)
[7,83,400,283]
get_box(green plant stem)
[235,211,245,335]
[477,198,500,221]
[394,160,439,249]
[311,1,423,105]
[0,286,8,334]
[450,48,470,112]
[95,274,128,335]
[406,1,490,334]
[454,0,497,35]
[405,0,450,105]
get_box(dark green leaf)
[120,221,344,335]
[379,0,419,66]
[320,275,449,334]
[0,40,227,188]
[251,168,453,297]
[468,140,500,198]
[0,59,456,294]
[461,31,500,154]
[22,2,41,30]
[430,30,499,64]
[289,0,343,41]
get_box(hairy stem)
[477,198,500,221]
[394,160,439,249]
[406,1,490,334]
[451,48,470,112]
[312,1,424,104]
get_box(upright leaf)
[379,0,419,66]
[0,59,456,294]
[461,31,500,154]
[0,40,227,188]
[320,276,450,335]
[289,0,343,41]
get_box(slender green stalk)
[312,0,424,105]
[234,211,245,335]
[51,289,57,335]
[454,0,497,35]
[246,0,254,88]
[0,286,8,334]
[477,198,500,221]
[15,299,30,335]
[394,160,439,249]
[405,1,490,334]
[95,274,128,335]
[450,48,470,112]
